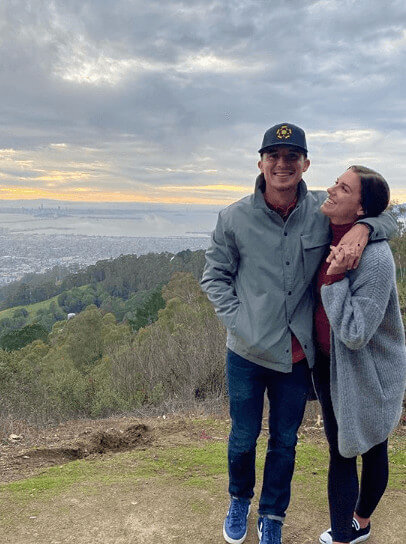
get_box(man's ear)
[302,158,310,173]
[258,159,264,173]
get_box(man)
[200,123,395,544]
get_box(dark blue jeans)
[227,349,311,519]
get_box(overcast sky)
[0,0,405,205]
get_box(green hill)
[0,295,62,321]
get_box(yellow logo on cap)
[276,125,292,140]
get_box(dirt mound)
[86,423,151,453]
[19,423,151,462]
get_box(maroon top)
[315,222,354,356]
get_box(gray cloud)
[0,0,405,200]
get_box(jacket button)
[304,344,308,349]
[288,291,292,295]
[284,232,288,236]
[286,261,290,265]
[286,349,289,353]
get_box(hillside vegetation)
[0,272,225,425]
[0,217,405,428]
[0,249,205,346]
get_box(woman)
[313,165,406,544]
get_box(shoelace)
[229,501,247,529]
[262,519,282,543]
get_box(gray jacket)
[201,174,396,372]
[321,241,406,457]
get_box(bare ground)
[0,411,405,543]
[0,413,230,483]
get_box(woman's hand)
[326,245,354,275]
[328,223,370,269]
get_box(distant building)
[67,313,76,320]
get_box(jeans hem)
[230,495,251,504]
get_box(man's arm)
[357,211,398,242]
[200,211,240,330]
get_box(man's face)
[258,146,310,193]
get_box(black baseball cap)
[259,123,307,154]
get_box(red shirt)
[315,223,354,355]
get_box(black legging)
[312,352,389,543]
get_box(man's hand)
[326,223,369,270]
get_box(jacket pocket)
[233,301,245,337]
[232,302,258,352]
[232,302,269,358]
[301,234,330,282]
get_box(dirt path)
[1,415,405,543]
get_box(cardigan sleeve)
[320,244,394,350]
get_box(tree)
[64,307,104,372]
[0,324,49,351]
[127,286,165,331]
[117,272,226,404]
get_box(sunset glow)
[0,185,405,205]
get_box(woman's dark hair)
[349,165,390,218]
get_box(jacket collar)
[253,173,308,211]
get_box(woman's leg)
[355,439,389,521]
[313,353,358,543]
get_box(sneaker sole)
[223,505,251,544]
[350,534,370,544]
[319,534,331,544]
[319,531,370,544]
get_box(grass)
[387,433,406,488]
[1,460,100,500]
[0,295,62,321]
[0,284,93,321]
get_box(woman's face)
[321,168,364,224]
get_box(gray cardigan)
[321,241,406,458]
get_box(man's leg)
[227,349,266,500]
[224,350,267,543]
[258,359,311,519]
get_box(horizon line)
[0,188,405,206]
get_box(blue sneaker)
[257,516,283,544]
[223,497,251,544]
